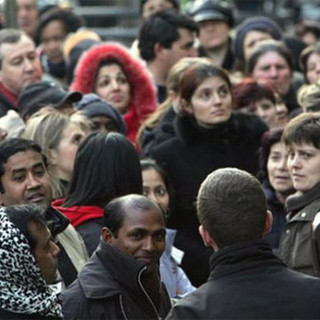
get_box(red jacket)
[70,42,157,144]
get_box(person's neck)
[147,60,167,86]
[204,43,228,67]
[275,190,292,204]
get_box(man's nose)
[26,174,41,189]
[142,236,155,252]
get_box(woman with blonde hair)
[23,107,88,198]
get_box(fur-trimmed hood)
[71,42,157,144]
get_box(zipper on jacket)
[119,294,129,320]
[137,266,162,320]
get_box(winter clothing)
[263,181,288,253]
[46,206,89,286]
[52,199,104,256]
[160,229,195,298]
[0,82,18,117]
[234,16,283,62]
[279,182,320,276]
[75,93,126,134]
[71,42,157,144]
[0,208,62,319]
[150,113,268,286]
[166,240,320,319]
[62,239,171,320]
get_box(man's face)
[17,0,38,38]
[165,28,198,75]
[107,206,166,272]
[0,35,42,95]
[29,221,60,284]
[0,150,52,208]
[198,20,230,50]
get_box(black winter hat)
[234,16,283,62]
[190,0,234,27]
[75,93,126,135]
[18,80,82,120]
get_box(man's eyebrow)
[11,168,26,175]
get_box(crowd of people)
[1,0,320,318]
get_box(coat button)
[286,229,290,234]
[301,212,306,218]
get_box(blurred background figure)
[141,158,195,298]
[189,0,235,70]
[299,42,320,84]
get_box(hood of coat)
[71,42,157,120]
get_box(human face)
[29,222,60,284]
[17,0,38,38]
[95,63,131,115]
[142,0,175,18]
[186,76,232,128]
[267,142,293,194]
[0,35,42,95]
[0,150,52,208]
[142,168,169,212]
[50,123,85,182]
[248,98,277,127]
[90,115,119,133]
[251,51,292,96]
[243,30,273,62]
[306,52,320,84]
[106,206,166,272]
[40,20,67,64]
[165,28,197,74]
[287,143,320,192]
[198,20,230,50]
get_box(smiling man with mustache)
[62,194,171,320]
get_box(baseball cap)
[190,0,234,27]
[18,81,82,120]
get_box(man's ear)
[101,227,114,244]
[154,43,167,60]
[199,225,219,251]
[0,192,4,206]
[264,210,273,234]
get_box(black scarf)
[286,182,320,212]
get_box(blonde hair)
[23,107,88,198]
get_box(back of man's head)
[197,168,267,248]
[138,9,198,62]
[0,138,47,192]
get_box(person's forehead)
[121,206,164,228]
[5,150,45,171]
[0,36,35,59]
[17,0,37,8]
[29,221,50,245]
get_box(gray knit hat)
[75,93,126,134]
[234,16,283,62]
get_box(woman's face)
[251,51,292,96]
[142,168,169,212]
[94,63,131,114]
[306,52,320,84]
[50,122,86,181]
[267,142,293,193]
[243,30,273,62]
[186,76,232,128]
[248,98,277,128]
[287,142,320,192]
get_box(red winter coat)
[70,42,157,144]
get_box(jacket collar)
[79,240,149,299]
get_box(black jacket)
[0,309,60,319]
[62,240,171,320]
[151,113,268,286]
[166,241,320,319]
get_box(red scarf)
[52,199,104,228]
[0,82,18,108]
